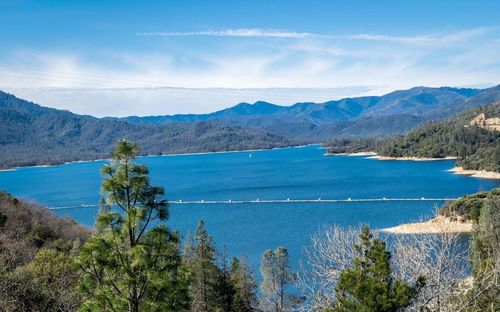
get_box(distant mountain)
[109,86,499,139]
[112,86,485,124]
[1,85,499,169]
[0,91,290,169]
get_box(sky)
[0,0,499,116]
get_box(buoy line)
[49,197,457,210]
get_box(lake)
[0,145,498,270]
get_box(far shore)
[370,155,458,161]
[380,216,473,234]
[327,151,378,156]
[0,144,317,172]
[448,166,500,180]
[327,151,457,161]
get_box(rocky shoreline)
[448,166,500,180]
[380,216,473,234]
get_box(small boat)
[249,153,252,158]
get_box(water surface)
[0,145,497,269]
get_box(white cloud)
[0,27,498,116]
[137,27,493,44]
[4,86,381,117]
[137,29,314,39]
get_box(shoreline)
[380,216,473,234]
[369,155,457,161]
[0,144,317,172]
[327,151,378,156]
[448,166,500,180]
[327,151,457,161]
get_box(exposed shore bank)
[327,151,378,156]
[380,216,473,234]
[370,155,458,161]
[328,151,457,161]
[448,166,500,180]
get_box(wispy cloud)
[137,27,493,44]
[137,29,314,39]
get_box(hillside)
[0,91,290,169]
[438,188,500,222]
[0,190,89,310]
[377,102,500,172]
[109,86,500,140]
[2,85,500,169]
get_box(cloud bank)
[0,27,499,116]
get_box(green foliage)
[188,220,223,312]
[184,220,258,312]
[1,248,82,311]
[76,140,190,312]
[465,198,500,311]
[331,226,422,312]
[326,137,385,154]
[439,188,500,222]
[229,257,258,312]
[377,103,500,172]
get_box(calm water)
[0,145,498,269]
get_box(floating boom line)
[49,197,457,210]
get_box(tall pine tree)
[189,220,223,312]
[229,256,258,312]
[77,140,190,312]
[332,226,422,312]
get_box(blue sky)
[1,0,499,116]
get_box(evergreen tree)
[332,226,422,312]
[190,220,223,312]
[260,247,296,312]
[229,257,258,312]
[218,246,235,312]
[76,140,190,312]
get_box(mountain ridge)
[108,86,491,126]
[1,84,500,169]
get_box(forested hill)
[0,91,289,169]
[377,102,500,172]
[2,85,500,169]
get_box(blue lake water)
[0,145,498,270]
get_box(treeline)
[326,137,386,154]
[1,140,498,311]
[0,91,290,169]
[326,102,500,172]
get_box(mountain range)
[1,85,500,168]
[108,85,500,141]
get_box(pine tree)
[332,226,422,312]
[76,140,190,312]
[190,220,223,312]
[218,246,235,312]
[229,256,258,312]
[260,247,296,312]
